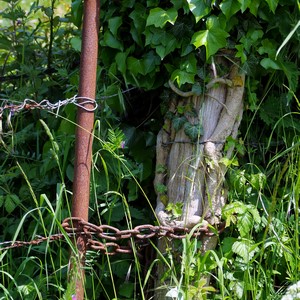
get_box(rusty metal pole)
[70,0,100,299]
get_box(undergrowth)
[0,0,300,299]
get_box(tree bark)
[154,61,245,299]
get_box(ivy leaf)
[171,69,195,86]
[108,16,122,36]
[237,0,252,13]
[184,123,203,141]
[146,8,178,28]
[265,0,279,13]
[172,116,187,131]
[127,57,144,76]
[220,0,241,19]
[142,51,160,74]
[191,16,229,60]
[115,51,128,74]
[186,0,211,23]
[102,31,124,51]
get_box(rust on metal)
[0,218,226,254]
[70,0,100,298]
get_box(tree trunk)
[154,60,245,299]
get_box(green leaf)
[71,0,83,28]
[108,16,122,36]
[5,194,20,213]
[258,39,277,57]
[237,211,252,237]
[171,69,195,86]
[265,0,279,13]
[70,36,81,52]
[181,53,197,74]
[237,0,252,13]
[142,51,160,74]
[232,239,258,263]
[119,282,134,298]
[146,7,178,28]
[172,116,187,131]
[102,31,124,51]
[115,51,128,74]
[249,173,266,190]
[184,123,203,141]
[127,56,144,76]
[260,58,281,70]
[191,16,229,60]
[220,0,241,19]
[186,0,211,22]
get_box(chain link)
[0,218,225,255]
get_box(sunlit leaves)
[186,0,211,22]
[191,16,229,59]
[220,0,241,19]
[232,239,259,263]
[146,7,178,28]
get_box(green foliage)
[1,0,300,299]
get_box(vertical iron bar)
[70,0,100,299]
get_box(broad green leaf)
[102,31,124,51]
[155,36,178,59]
[142,51,160,74]
[260,58,281,70]
[115,51,128,74]
[172,116,187,131]
[237,0,252,12]
[127,56,143,75]
[184,123,203,141]
[108,16,122,36]
[266,0,279,13]
[237,211,252,237]
[71,0,83,28]
[119,282,134,298]
[232,239,258,262]
[0,195,4,207]
[5,194,20,213]
[249,172,266,190]
[171,0,190,13]
[191,16,229,59]
[220,0,241,19]
[186,0,211,22]
[171,69,195,86]
[146,7,178,28]
[70,36,81,52]
[245,0,260,16]
[258,39,277,57]
[181,53,197,74]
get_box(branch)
[168,78,233,98]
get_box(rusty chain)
[0,217,225,255]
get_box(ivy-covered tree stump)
[154,60,245,298]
